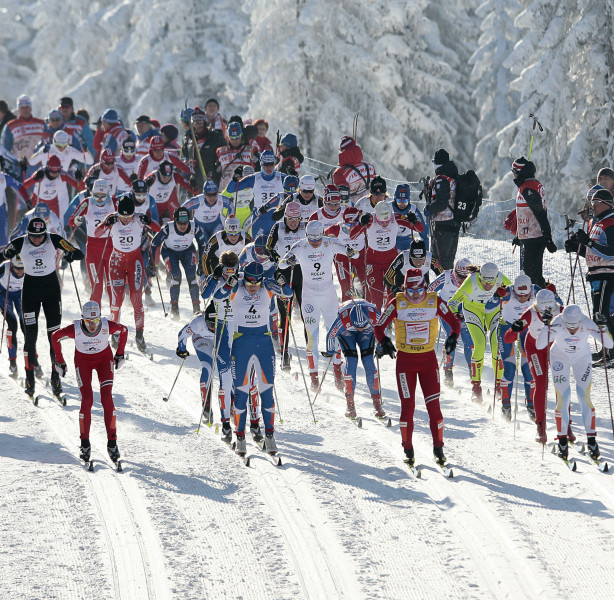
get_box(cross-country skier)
[536,305,612,460]
[325,299,383,418]
[389,183,428,251]
[213,261,292,457]
[0,256,25,378]
[270,173,319,223]
[51,300,128,465]
[85,148,132,196]
[0,217,83,397]
[384,238,440,293]
[375,268,461,466]
[203,216,250,277]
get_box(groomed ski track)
[1,239,614,599]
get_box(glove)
[380,335,396,359]
[188,174,197,188]
[232,166,244,182]
[55,362,67,378]
[19,157,28,172]
[129,172,138,182]
[320,350,335,358]
[34,170,45,181]
[74,168,83,181]
[444,333,457,355]
[359,213,372,227]
[545,238,557,253]
[212,264,224,279]
[225,273,239,288]
[274,271,286,286]
[511,319,525,333]
[73,215,84,226]
[144,174,156,187]
[594,312,608,331]
[541,309,553,326]
[2,244,17,259]
[346,245,357,258]
[146,264,157,278]
[564,238,579,254]
[512,237,521,247]
[43,143,50,153]
[269,248,280,263]
[114,354,125,369]
[495,286,508,298]
[64,252,77,263]
[406,212,417,224]
[104,214,118,227]
[139,213,152,225]
[176,347,190,359]
[284,254,297,267]
[258,204,269,215]
[576,229,591,247]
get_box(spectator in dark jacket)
[0,100,16,138]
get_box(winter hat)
[47,155,62,172]
[338,184,350,202]
[27,217,47,235]
[339,136,356,152]
[174,207,190,223]
[299,175,316,191]
[132,179,148,196]
[432,148,449,165]
[597,167,614,180]
[102,108,119,123]
[283,175,299,194]
[394,183,411,202]
[280,133,298,148]
[587,184,604,200]
[260,149,276,164]
[100,148,115,164]
[370,176,387,195]
[59,97,74,108]
[511,156,536,178]
[404,268,425,290]
[48,109,62,120]
[159,160,174,177]
[227,122,242,139]
[81,301,101,321]
[591,188,614,205]
[342,206,360,224]
[118,196,135,216]
[17,94,32,108]
[53,130,71,146]
[203,180,218,194]
[205,98,219,109]
[324,184,341,201]
[34,202,51,219]
[253,119,268,130]
[513,272,532,294]
[160,123,178,142]
[284,201,301,219]
[135,115,152,124]
[150,135,164,151]
[409,239,426,259]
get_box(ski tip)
[87,461,94,472]
[277,457,283,466]
[602,462,609,473]
[116,461,123,472]
[245,457,251,467]
[386,418,392,427]
[571,461,577,472]
[446,468,454,478]
[357,418,363,428]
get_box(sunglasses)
[49,118,62,122]
[83,317,101,325]
[372,191,386,196]
[480,276,497,284]
[326,201,341,207]
[28,233,45,238]
[407,286,425,294]
[55,143,69,149]
[102,161,115,166]
[302,189,315,194]
[244,278,263,285]
[94,193,107,200]
[205,192,217,197]
[123,146,136,153]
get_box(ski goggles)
[55,142,69,149]
[244,276,263,286]
[83,317,101,325]
[93,193,107,200]
[406,286,426,294]
[301,189,315,195]
[123,145,136,153]
[480,275,497,284]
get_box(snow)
[2,237,614,599]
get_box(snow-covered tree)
[470,0,521,198]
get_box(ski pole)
[0,268,12,354]
[68,262,82,310]
[527,113,543,160]
[513,342,520,439]
[272,380,283,424]
[312,352,335,405]
[149,249,168,316]
[163,357,186,402]
[288,318,317,423]
[564,215,576,304]
[597,319,614,438]
[492,297,503,419]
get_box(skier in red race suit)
[95,195,160,352]
[332,136,376,201]
[52,300,128,464]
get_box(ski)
[347,416,362,428]
[44,379,68,406]
[259,441,282,466]
[129,342,154,361]
[231,441,251,467]
[549,444,577,471]
[571,442,609,472]
[25,390,40,406]
[403,460,422,478]
[435,460,454,478]
[376,415,392,428]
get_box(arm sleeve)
[51,325,76,364]
[384,253,403,290]
[325,316,344,353]
[586,224,614,259]
[150,226,168,251]
[51,234,83,257]
[534,323,550,350]
[438,298,461,336]
[374,298,397,341]
[522,187,552,238]
[108,321,129,355]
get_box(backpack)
[453,170,483,224]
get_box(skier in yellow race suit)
[447,262,511,403]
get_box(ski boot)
[107,440,121,463]
[79,439,91,462]
[526,399,536,422]
[567,423,576,444]
[372,394,385,418]
[220,421,233,444]
[170,303,180,321]
[144,291,156,307]
[310,372,319,391]
[501,405,512,422]
[333,363,344,391]
[192,302,200,315]
[281,351,291,371]
[8,359,18,379]
[25,369,35,397]
[404,447,415,466]
[50,370,63,396]
[263,432,278,454]
[135,330,147,353]
[557,437,569,460]
[443,368,454,389]
[587,436,600,460]
[234,434,247,456]
[250,421,263,442]
[433,446,447,466]
[345,398,357,419]
[471,381,483,404]
[535,421,547,444]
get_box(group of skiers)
[0,93,611,468]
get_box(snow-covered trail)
[2,239,614,599]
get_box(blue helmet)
[243,261,264,284]
[394,183,411,203]
[349,304,370,329]
[203,179,218,195]
[253,235,269,260]
[34,202,51,219]
[283,175,299,195]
